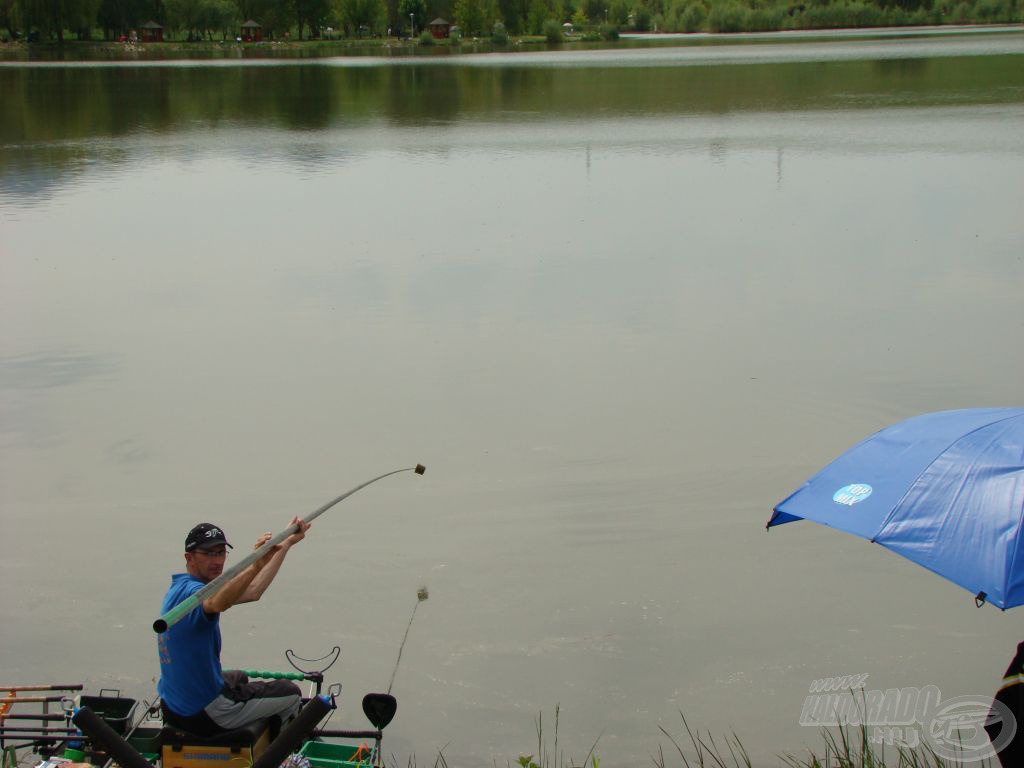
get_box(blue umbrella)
[768,407,1024,609]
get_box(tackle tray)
[299,740,374,768]
[127,726,162,761]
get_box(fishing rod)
[0,697,64,705]
[154,464,426,633]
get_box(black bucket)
[79,691,137,735]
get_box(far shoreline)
[1,23,1021,63]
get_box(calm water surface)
[2,32,1023,766]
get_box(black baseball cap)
[185,523,234,552]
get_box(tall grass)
[780,721,997,768]
[652,712,998,768]
[654,714,753,768]
[517,705,601,768]
[381,704,1003,768]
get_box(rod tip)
[153,619,168,634]
[414,464,426,475]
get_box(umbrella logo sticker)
[833,484,873,506]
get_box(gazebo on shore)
[428,18,450,38]
[140,21,163,42]
[241,20,262,42]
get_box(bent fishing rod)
[153,464,426,633]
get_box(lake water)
[2,30,1023,767]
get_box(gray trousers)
[204,670,302,731]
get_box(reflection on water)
[1,33,1023,767]
[2,43,1022,205]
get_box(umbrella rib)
[999,451,1024,609]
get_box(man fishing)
[157,519,311,736]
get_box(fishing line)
[386,586,429,696]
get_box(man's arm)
[201,555,272,614]
[238,517,310,604]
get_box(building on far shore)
[140,21,163,42]
[241,20,263,42]
[428,18,450,39]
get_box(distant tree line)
[1,0,1019,45]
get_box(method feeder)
[153,464,426,633]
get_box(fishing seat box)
[160,720,272,768]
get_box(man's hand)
[285,516,310,547]
[252,532,279,570]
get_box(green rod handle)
[153,464,425,634]
[155,596,199,633]
[237,670,306,681]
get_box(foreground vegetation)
[482,709,1000,768]
[0,709,1003,768]
[0,0,1020,50]
[656,714,998,768]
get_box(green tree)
[204,0,235,36]
[292,0,330,37]
[494,0,521,30]
[166,0,233,36]
[337,0,384,33]
[97,0,147,36]
[525,0,548,30]
[68,0,100,35]
[425,0,450,22]
[2,0,18,37]
[233,0,287,36]
[397,0,423,31]
[679,0,704,29]
[452,0,485,31]
[631,0,651,27]
[233,0,257,20]
[165,0,203,32]
[16,0,83,40]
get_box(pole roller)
[154,464,426,633]
[250,697,333,768]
